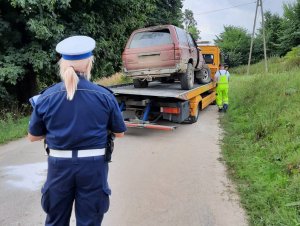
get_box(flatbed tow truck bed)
[110,81,216,131]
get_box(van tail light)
[175,47,181,60]
[160,107,181,114]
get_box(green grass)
[222,59,300,225]
[231,56,300,75]
[0,115,29,144]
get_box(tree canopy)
[279,0,300,55]
[3,0,298,109]
[183,9,200,41]
[215,0,300,67]
[0,0,185,108]
[215,26,251,67]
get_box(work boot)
[223,104,228,112]
[218,108,223,112]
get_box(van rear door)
[123,30,175,71]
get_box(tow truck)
[110,44,222,131]
[110,81,216,131]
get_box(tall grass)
[0,114,29,144]
[231,56,300,75]
[96,72,132,86]
[222,58,300,225]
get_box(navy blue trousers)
[41,154,111,226]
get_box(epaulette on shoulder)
[39,83,57,94]
[97,84,114,94]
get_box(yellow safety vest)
[218,71,229,85]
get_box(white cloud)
[183,0,296,42]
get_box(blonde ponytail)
[58,56,94,100]
[63,67,79,100]
[59,60,79,100]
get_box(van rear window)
[129,30,173,48]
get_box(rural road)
[0,106,247,226]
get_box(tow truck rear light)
[160,107,181,114]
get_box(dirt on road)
[0,106,247,226]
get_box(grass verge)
[222,64,300,225]
[0,116,29,144]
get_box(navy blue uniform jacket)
[29,76,126,150]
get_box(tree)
[253,11,283,62]
[279,0,300,55]
[264,12,283,57]
[0,0,184,109]
[146,0,183,27]
[215,26,251,67]
[183,9,200,40]
[183,9,197,28]
[187,26,200,41]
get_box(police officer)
[214,64,230,112]
[28,35,126,226]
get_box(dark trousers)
[41,154,111,226]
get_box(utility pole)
[247,0,268,75]
[260,0,268,73]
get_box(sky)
[183,0,296,43]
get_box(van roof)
[132,24,175,33]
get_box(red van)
[122,25,210,90]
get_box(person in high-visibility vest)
[214,64,230,112]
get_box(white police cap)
[56,35,96,60]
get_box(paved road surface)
[0,106,247,226]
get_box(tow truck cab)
[197,43,222,81]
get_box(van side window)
[187,34,195,48]
[175,27,188,45]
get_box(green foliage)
[0,0,184,109]
[187,26,200,41]
[255,11,283,60]
[183,9,200,40]
[280,0,300,56]
[232,57,297,75]
[255,0,300,59]
[215,26,251,67]
[0,116,29,144]
[264,12,283,57]
[183,9,196,28]
[222,60,300,225]
[284,45,300,60]
[231,48,300,75]
[147,0,183,27]
[216,0,300,67]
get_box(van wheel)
[197,65,211,84]
[133,79,148,88]
[180,63,194,90]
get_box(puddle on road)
[2,162,47,191]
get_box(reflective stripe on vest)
[218,71,228,84]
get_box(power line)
[194,1,256,16]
